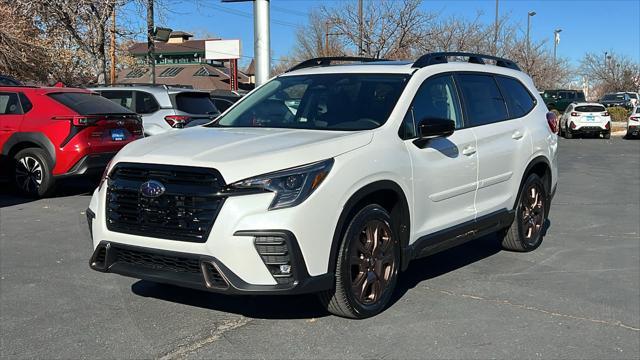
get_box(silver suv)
[91,85,219,136]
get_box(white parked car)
[87,53,558,318]
[626,106,640,139]
[91,85,220,136]
[560,103,611,139]
[626,92,639,108]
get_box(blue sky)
[126,0,640,68]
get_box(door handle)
[512,131,524,140]
[462,146,476,156]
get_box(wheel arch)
[515,155,553,212]
[2,132,56,165]
[328,180,411,275]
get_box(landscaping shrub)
[607,107,630,122]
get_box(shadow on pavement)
[0,177,97,208]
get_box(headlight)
[227,159,334,210]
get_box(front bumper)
[89,235,333,295]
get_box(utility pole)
[358,0,363,56]
[147,0,155,85]
[110,6,117,85]
[493,0,499,55]
[325,20,330,56]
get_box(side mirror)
[418,117,455,139]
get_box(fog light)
[279,264,291,274]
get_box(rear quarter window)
[495,77,535,118]
[174,92,218,115]
[49,92,133,115]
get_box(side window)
[0,92,22,115]
[456,74,508,126]
[100,90,134,111]
[18,93,33,113]
[135,91,160,114]
[495,76,535,118]
[400,75,462,139]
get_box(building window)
[158,67,184,77]
[125,69,147,79]
[194,67,216,76]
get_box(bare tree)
[580,51,640,96]
[321,0,433,59]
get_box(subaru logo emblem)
[140,180,165,198]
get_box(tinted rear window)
[575,105,605,113]
[457,74,508,126]
[49,92,133,115]
[496,77,535,118]
[628,93,638,99]
[174,93,218,115]
[603,94,625,100]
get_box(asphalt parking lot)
[1,137,639,359]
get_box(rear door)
[0,92,25,151]
[456,73,533,218]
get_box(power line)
[209,4,300,29]
[271,4,308,18]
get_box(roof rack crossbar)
[413,52,520,71]
[286,57,391,72]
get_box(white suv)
[87,53,558,318]
[560,102,611,139]
[91,85,219,136]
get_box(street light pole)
[553,28,562,63]
[526,11,536,59]
[358,0,363,56]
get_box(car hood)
[113,127,373,183]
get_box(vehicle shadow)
[131,221,552,320]
[0,177,97,208]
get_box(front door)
[401,74,478,240]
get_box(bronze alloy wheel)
[521,182,545,246]
[348,219,397,307]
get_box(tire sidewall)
[515,174,546,251]
[337,204,400,318]
[13,148,55,198]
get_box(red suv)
[0,86,143,197]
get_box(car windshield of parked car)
[628,93,638,99]
[210,74,410,131]
[575,105,605,113]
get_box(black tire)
[564,126,573,139]
[12,148,56,198]
[603,131,611,139]
[501,174,547,252]
[318,204,400,319]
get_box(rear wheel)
[319,204,400,319]
[603,131,611,139]
[564,126,573,139]
[501,174,546,252]
[13,148,55,198]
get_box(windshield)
[174,92,219,115]
[210,74,410,131]
[575,105,605,113]
[628,93,638,99]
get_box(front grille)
[115,247,201,274]
[106,163,226,242]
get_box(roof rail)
[413,52,520,71]
[286,57,391,72]
[94,83,194,89]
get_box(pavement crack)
[159,316,252,360]
[430,287,640,332]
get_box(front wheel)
[319,204,400,319]
[501,174,547,252]
[13,148,55,198]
